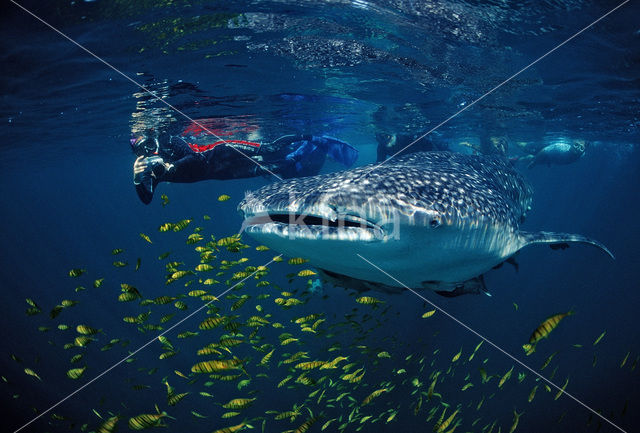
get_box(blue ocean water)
[1,1,639,432]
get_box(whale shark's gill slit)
[268,213,376,230]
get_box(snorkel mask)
[572,139,586,155]
[130,132,160,156]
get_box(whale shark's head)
[239,172,424,245]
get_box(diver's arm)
[133,155,173,182]
[132,156,151,204]
[135,183,153,204]
[133,155,174,204]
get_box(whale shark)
[239,152,613,296]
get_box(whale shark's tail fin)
[519,231,614,259]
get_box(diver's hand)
[133,155,147,183]
[134,155,147,174]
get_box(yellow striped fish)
[529,311,574,344]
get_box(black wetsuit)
[133,134,356,204]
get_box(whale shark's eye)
[430,218,441,228]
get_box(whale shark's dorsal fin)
[519,231,614,259]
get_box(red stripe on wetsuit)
[187,140,261,153]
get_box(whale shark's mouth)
[241,212,384,242]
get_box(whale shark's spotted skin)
[242,152,532,231]
[239,151,612,295]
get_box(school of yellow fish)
[7,194,637,433]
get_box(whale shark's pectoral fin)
[506,257,519,272]
[318,269,405,294]
[519,231,614,259]
[492,256,519,272]
[428,276,492,298]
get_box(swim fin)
[316,136,358,166]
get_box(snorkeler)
[131,128,358,204]
[526,139,587,168]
